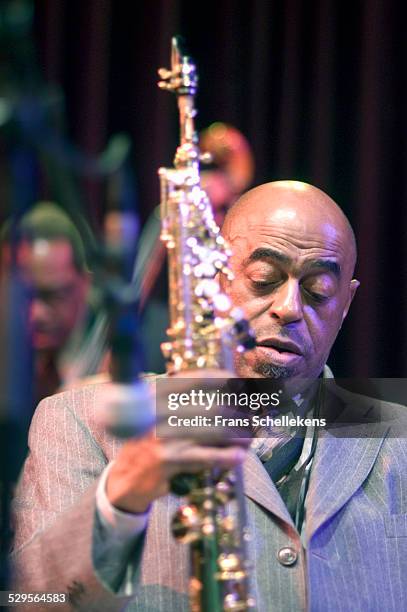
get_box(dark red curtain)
[32,0,407,377]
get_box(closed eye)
[251,280,274,287]
[250,279,282,294]
[250,279,281,287]
[302,288,329,304]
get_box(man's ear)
[342,278,360,321]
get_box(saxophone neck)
[158,36,199,170]
[175,94,199,170]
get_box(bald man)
[11,182,407,611]
[221,181,359,385]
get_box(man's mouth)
[254,338,304,366]
[32,327,57,338]
[256,338,303,356]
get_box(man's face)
[222,185,358,389]
[16,239,89,351]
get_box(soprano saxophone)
[158,37,256,612]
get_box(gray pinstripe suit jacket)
[11,379,407,611]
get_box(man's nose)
[267,279,303,323]
[29,298,51,323]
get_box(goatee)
[253,361,293,379]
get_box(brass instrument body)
[158,37,255,611]
[158,39,240,374]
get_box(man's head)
[221,181,359,388]
[1,202,90,352]
[200,122,255,227]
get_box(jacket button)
[277,546,298,566]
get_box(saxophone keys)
[216,553,248,582]
[172,504,201,543]
[199,151,212,164]
[158,67,172,80]
[223,593,256,611]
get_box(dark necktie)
[262,430,305,484]
[261,429,307,523]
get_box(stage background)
[29,0,407,377]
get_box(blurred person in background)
[199,122,255,226]
[0,202,104,405]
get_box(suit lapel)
[243,450,294,527]
[242,422,388,540]
[305,421,388,542]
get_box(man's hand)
[106,433,247,513]
[106,369,249,514]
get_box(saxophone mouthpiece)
[158,35,198,96]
